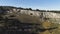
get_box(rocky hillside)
[0,6,60,34]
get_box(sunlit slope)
[16,14,41,23]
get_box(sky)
[0,0,60,10]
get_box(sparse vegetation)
[0,6,60,34]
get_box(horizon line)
[0,5,60,11]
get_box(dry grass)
[16,14,41,24]
[42,21,52,29]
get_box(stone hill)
[0,6,60,34]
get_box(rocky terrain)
[0,6,60,34]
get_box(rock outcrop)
[0,6,60,34]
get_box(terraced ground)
[0,6,60,34]
[0,13,60,34]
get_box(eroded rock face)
[0,7,60,34]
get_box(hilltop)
[0,6,60,34]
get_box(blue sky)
[0,0,60,10]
